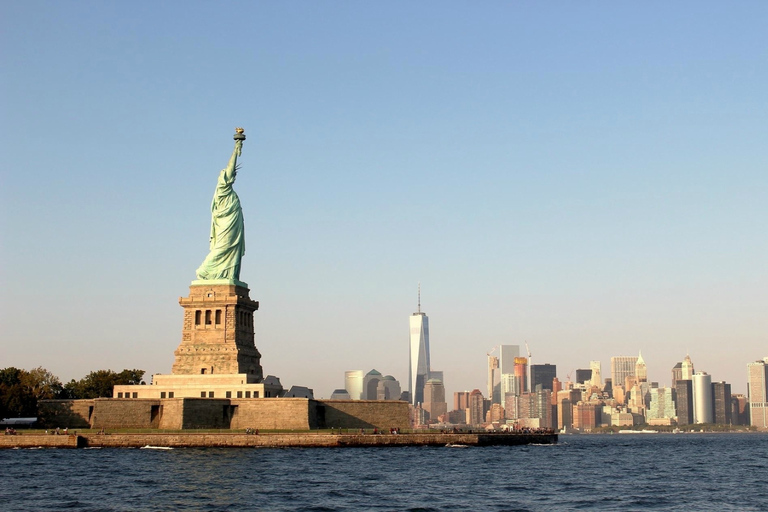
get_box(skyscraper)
[498,345,521,402]
[647,387,676,423]
[711,381,731,425]
[409,285,430,405]
[681,354,694,380]
[635,351,647,383]
[611,356,638,389]
[747,358,768,428]
[467,389,485,426]
[423,379,447,422]
[671,362,683,389]
[675,380,693,425]
[487,355,500,404]
[692,372,713,424]
[590,360,602,388]
[344,370,364,400]
[575,369,592,385]
[530,364,557,392]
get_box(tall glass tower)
[409,285,430,405]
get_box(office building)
[344,370,364,400]
[409,287,431,405]
[731,394,749,426]
[635,351,647,383]
[676,380,694,425]
[514,357,528,394]
[575,369,592,385]
[590,360,602,388]
[671,362,683,389]
[747,357,768,428]
[454,391,470,411]
[711,381,731,425]
[681,354,694,380]
[466,389,485,426]
[499,345,521,374]
[376,375,402,400]
[647,387,676,423]
[611,356,638,391]
[573,402,600,431]
[488,355,500,404]
[531,364,557,392]
[497,345,521,403]
[692,372,713,424]
[423,378,447,422]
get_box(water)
[2,433,767,511]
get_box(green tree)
[0,366,63,418]
[63,369,146,399]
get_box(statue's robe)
[196,163,245,281]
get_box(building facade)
[409,300,431,406]
[675,380,693,425]
[692,372,713,424]
[747,358,768,429]
[531,364,557,392]
[611,356,638,391]
[711,381,731,425]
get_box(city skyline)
[2,3,767,400]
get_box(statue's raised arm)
[195,128,248,283]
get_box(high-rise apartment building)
[747,358,768,428]
[711,381,731,425]
[692,372,713,424]
[409,287,430,405]
[531,364,557,392]
[611,356,638,389]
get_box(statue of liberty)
[195,128,247,282]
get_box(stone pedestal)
[172,282,263,382]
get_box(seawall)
[2,432,557,449]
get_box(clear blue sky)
[2,2,767,398]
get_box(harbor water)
[2,433,767,511]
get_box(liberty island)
[15,128,554,447]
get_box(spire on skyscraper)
[417,282,421,314]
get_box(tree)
[0,366,63,418]
[63,369,146,399]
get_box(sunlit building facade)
[747,358,768,429]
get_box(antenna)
[417,282,421,313]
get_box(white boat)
[140,445,173,450]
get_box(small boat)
[140,445,173,450]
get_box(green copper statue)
[195,128,247,282]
